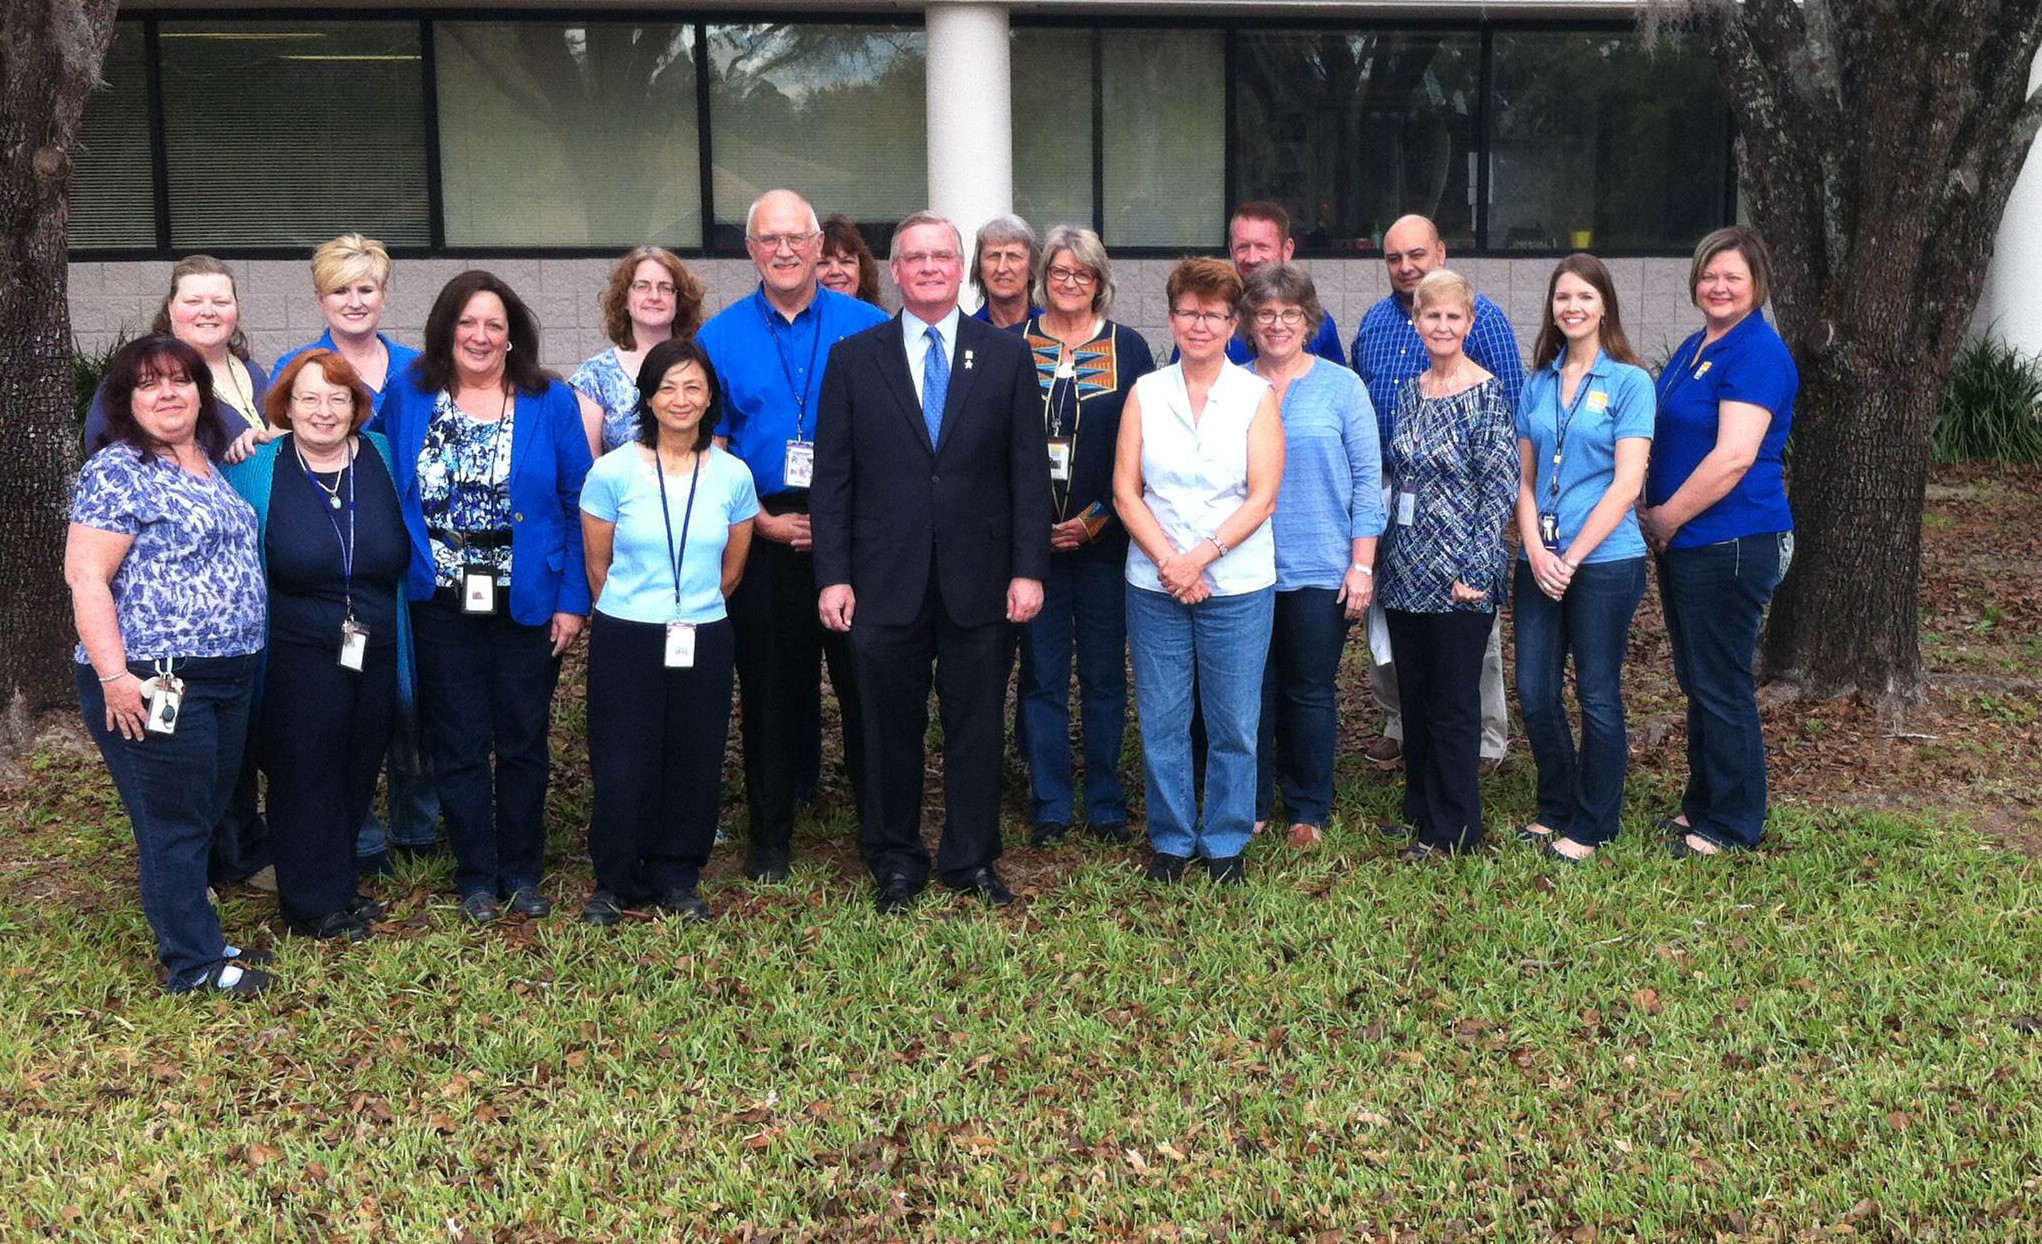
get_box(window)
[707,24,926,247]
[1488,31,1732,251]
[156,21,429,248]
[436,22,701,248]
[1102,29,1225,248]
[70,22,157,249]
[1234,31,1480,253]
[1011,27,1095,234]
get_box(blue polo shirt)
[1352,292,1525,455]
[273,330,422,419]
[700,285,888,498]
[1516,350,1655,564]
[1648,313,1797,549]
[972,302,1042,325]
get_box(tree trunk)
[0,1,119,779]
[1666,0,2042,702]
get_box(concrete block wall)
[69,256,1705,377]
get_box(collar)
[753,282,819,326]
[1544,347,1611,379]
[902,303,962,348]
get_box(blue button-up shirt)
[273,329,423,419]
[700,284,888,497]
[1351,292,1525,455]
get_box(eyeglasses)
[1170,308,1235,328]
[747,231,820,252]
[898,250,961,267]
[290,393,355,412]
[629,280,679,297]
[1252,308,1307,327]
[1047,265,1097,288]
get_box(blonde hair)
[1413,268,1476,316]
[309,232,392,295]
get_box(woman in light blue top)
[1241,264,1384,847]
[1513,254,1655,863]
[578,338,758,926]
[569,246,708,455]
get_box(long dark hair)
[415,270,550,396]
[821,212,884,307]
[1530,253,1645,371]
[98,334,232,461]
[634,337,722,452]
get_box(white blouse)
[1124,360,1275,598]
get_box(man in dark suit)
[812,210,1053,912]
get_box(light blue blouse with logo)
[1514,350,1656,564]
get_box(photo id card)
[339,619,369,672]
[783,439,815,490]
[462,566,498,615]
[143,676,185,737]
[1047,438,1074,483]
[664,621,697,669]
[1395,483,1418,527]
[1538,512,1561,553]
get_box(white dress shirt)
[900,304,963,405]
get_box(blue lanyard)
[296,438,358,620]
[757,291,824,441]
[1547,362,1599,502]
[655,449,703,618]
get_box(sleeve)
[1469,301,1528,415]
[82,382,115,456]
[1006,342,1055,581]
[579,454,621,521]
[1123,327,1157,382]
[566,357,600,404]
[698,317,741,441]
[1717,334,1799,417]
[1457,389,1520,592]
[809,337,857,589]
[726,454,761,525]
[1341,375,1387,540]
[1513,372,1538,441]
[552,385,595,615]
[1612,366,1656,441]
[1313,312,1347,368]
[70,451,143,534]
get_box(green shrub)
[1933,334,2042,464]
[72,332,130,433]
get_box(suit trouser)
[730,496,867,865]
[1369,608,1510,759]
[847,573,1012,884]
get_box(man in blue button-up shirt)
[1350,214,1527,775]
[700,188,888,882]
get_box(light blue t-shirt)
[1515,350,1655,564]
[580,443,760,624]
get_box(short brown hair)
[598,246,706,348]
[265,349,377,433]
[1230,201,1293,242]
[1166,256,1243,311]
[1689,225,1774,310]
[1241,262,1324,338]
[149,255,252,362]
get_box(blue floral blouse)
[416,391,516,587]
[568,349,642,453]
[70,445,267,662]
[1378,376,1518,614]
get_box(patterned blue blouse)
[568,349,642,454]
[70,445,267,662]
[1378,376,1519,614]
[416,391,516,587]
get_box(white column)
[1976,52,2042,353]
[923,0,1012,307]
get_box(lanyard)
[758,292,824,441]
[1548,364,1598,503]
[297,439,359,620]
[655,449,704,619]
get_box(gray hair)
[968,213,1040,294]
[1241,263,1325,337]
[743,189,819,239]
[889,209,965,263]
[1035,225,1116,318]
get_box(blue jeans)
[1657,532,1792,849]
[1256,586,1349,825]
[1513,557,1647,847]
[1127,584,1273,861]
[1018,553,1128,827]
[356,747,441,858]
[77,654,258,991]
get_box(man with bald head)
[1351,213,1526,774]
[699,189,889,881]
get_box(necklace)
[296,440,353,509]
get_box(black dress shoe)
[874,872,923,914]
[579,890,624,926]
[506,886,552,918]
[745,854,792,884]
[1030,822,1070,847]
[290,909,372,941]
[349,893,386,923]
[1204,855,1246,886]
[1088,820,1131,845]
[1143,852,1190,884]
[944,866,1014,906]
[460,892,502,925]
[656,888,712,923]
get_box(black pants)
[587,613,735,899]
[847,575,1012,885]
[410,597,561,899]
[1385,608,1494,850]
[261,638,397,925]
[729,494,866,865]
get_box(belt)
[431,528,513,550]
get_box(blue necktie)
[922,324,949,447]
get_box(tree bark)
[1662,0,2042,701]
[0,0,118,778]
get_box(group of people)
[66,189,1797,998]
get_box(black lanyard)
[758,292,824,441]
[655,450,703,617]
[297,439,358,620]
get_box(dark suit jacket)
[812,312,1054,628]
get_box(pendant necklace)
[298,442,350,509]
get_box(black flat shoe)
[579,890,624,926]
[1377,822,1414,841]
[1143,852,1190,884]
[505,887,552,918]
[1656,814,1690,838]
[290,909,373,941]
[224,944,273,967]
[1541,839,1590,867]
[194,959,274,998]
[1087,820,1131,845]
[1398,842,1450,864]
[1204,855,1246,886]
[944,866,1014,906]
[460,892,502,925]
[874,872,922,914]
[349,893,386,923]
[1515,823,1556,844]
[1669,833,1724,859]
[655,888,712,923]
[1030,822,1070,847]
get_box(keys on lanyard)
[143,658,185,736]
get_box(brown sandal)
[1288,822,1322,848]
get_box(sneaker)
[579,890,624,926]
[460,892,502,925]
[1143,852,1190,884]
[506,887,552,918]
[655,888,712,923]
[196,959,274,998]
[1362,737,1403,769]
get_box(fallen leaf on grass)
[1632,988,1663,1016]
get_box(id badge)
[143,676,185,737]
[783,440,815,490]
[1046,438,1074,483]
[462,566,498,615]
[339,619,369,672]
[1395,483,1418,527]
[1538,512,1561,553]
[664,621,697,669]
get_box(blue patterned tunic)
[416,391,516,587]
[568,348,642,453]
[70,445,267,662]
[1378,376,1518,614]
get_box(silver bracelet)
[97,668,129,684]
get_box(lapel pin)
[964,349,975,370]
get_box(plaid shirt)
[1350,291,1526,456]
[1377,376,1519,614]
